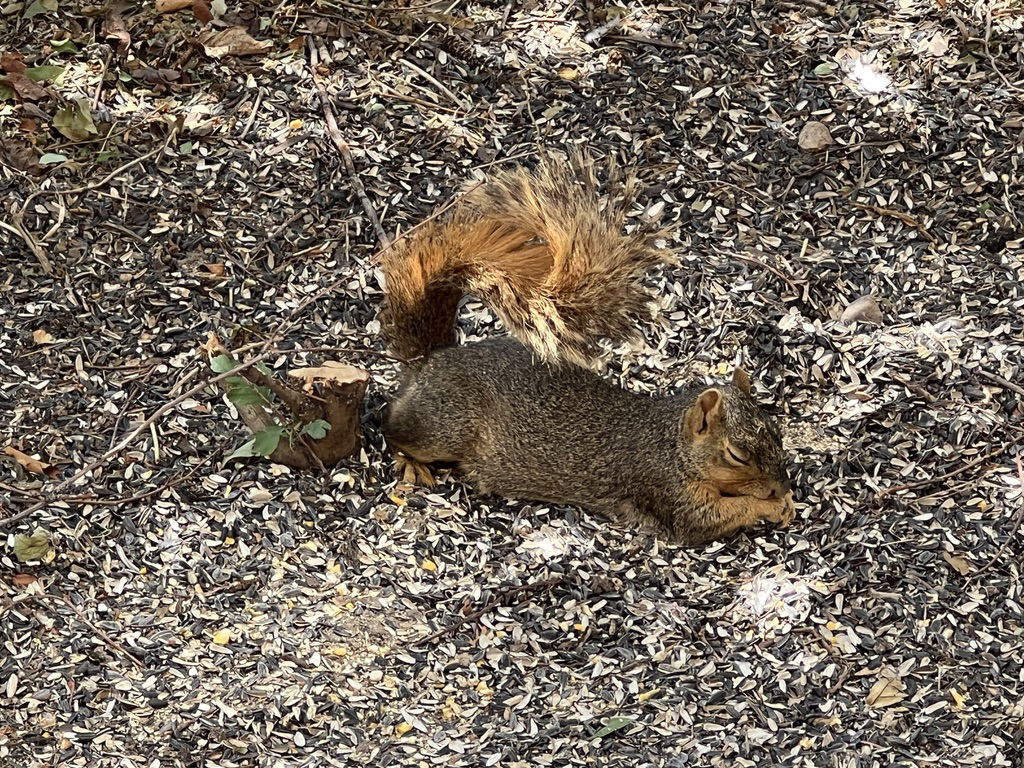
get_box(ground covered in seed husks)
[2,1,1024,766]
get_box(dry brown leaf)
[155,0,192,11]
[12,573,37,587]
[103,9,131,53]
[192,0,213,24]
[288,362,369,393]
[0,73,49,101]
[1,52,27,74]
[0,141,43,175]
[200,27,273,58]
[199,262,226,276]
[130,66,182,85]
[942,551,970,576]
[4,446,59,478]
[32,329,55,345]
[866,666,906,709]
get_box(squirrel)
[378,157,795,546]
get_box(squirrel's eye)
[725,446,750,466]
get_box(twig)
[0,481,41,500]
[307,36,390,250]
[731,253,801,295]
[413,576,564,645]
[500,0,515,29]
[60,445,223,506]
[979,368,1024,398]
[974,454,1024,577]
[606,33,688,50]
[0,353,271,529]
[400,57,470,111]
[852,200,938,246]
[5,135,174,274]
[874,436,1024,500]
[91,50,113,110]
[8,593,146,670]
[376,83,464,114]
[240,86,263,138]
[17,138,171,219]
[980,4,1024,95]
[58,596,146,669]
[322,0,447,13]
[0,218,49,273]
[270,344,410,364]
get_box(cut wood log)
[205,334,369,470]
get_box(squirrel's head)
[681,368,792,501]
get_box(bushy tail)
[379,156,671,365]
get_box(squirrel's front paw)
[766,491,796,527]
[394,454,436,488]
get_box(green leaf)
[226,438,257,461]
[179,141,194,155]
[300,419,331,439]
[226,378,266,406]
[0,84,14,101]
[51,38,78,53]
[96,149,119,163]
[210,354,236,373]
[591,716,635,740]
[252,425,285,457]
[24,0,56,18]
[814,63,834,76]
[13,530,52,563]
[53,99,98,142]
[38,152,68,165]
[25,65,65,83]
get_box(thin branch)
[400,57,470,110]
[5,134,174,274]
[979,4,1024,95]
[413,576,564,645]
[851,200,938,246]
[0,218,49,273]
[607,33,688,50]
[307,36,390,250]
[974,454,1024,577]
[874,436,1024,500]
[979,368,1024,398]
[730,253,801,295]
[0,353,271,529]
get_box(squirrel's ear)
[687,387,724,437]
[731,368,752,396]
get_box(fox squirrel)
[379,157,795,546]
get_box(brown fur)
[379,158,794,546]
[379,157,670,365]
[384,340,794,546]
